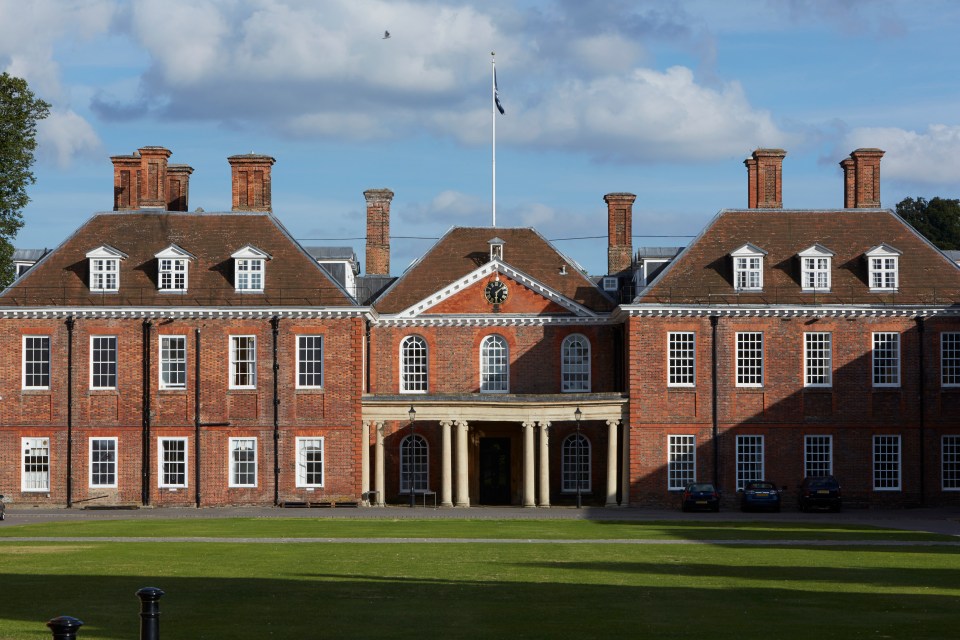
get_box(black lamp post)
[574,406,583,509]
[408,405,417,508]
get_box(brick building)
[2,145,959,510]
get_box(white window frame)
[400,335,429,393]
[561,334,591,393]
[399,434,429,494]
[296,437,325,488]
[668,332,696,387]
[872,332,900,388]
[736,435,764,490]
[22,335,51,390]
[866,245,901,292]
[873,435,901,491]
[804,332,832,387]
[230,335,257,389]
[736,332,764,387]
[160,335,187,390]
[232,245,270,293]
[668,435,696,490]
[155,245,194,293]
[942,435,960,491]
[799,244,834,292]
[21,436,50,492]
[941,332,960,387]
[561,433,591,493]
[480,334,509,393]
[804,435,833,477]
[86,245,126,293]
[731,244,766,292]
[90,336,118,390]
[229,437,258,488]
[158,437,188,488]
[296,335,324,389]
[89,437,118,488]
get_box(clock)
[484,280,508,304]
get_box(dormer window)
[86,245,127,293]
[731,243,766,291]
[155,245,195,293]
[866,244,901,292]
[232,245,271,293]
[799,244,834,292]
[488,237,505,262]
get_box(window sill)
[21,388,51,394]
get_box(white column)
[538,421,551,508]
[374,421,386,507]
[522,421,536,507]
[455,420,470,507]
[620,418,630,507]
[440,420,453,507]
[361,421,371,506]
[606,419,620,507]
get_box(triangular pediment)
[86,244,128,260]
[393,260,598,318]
[155,244,196,261]
[231,244,272,260]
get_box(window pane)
[91,336,117,389]
[297,438,324,487]
[90,438,117,487]
[736,332,763,386]
[480,335,508,392]
[736,435,764,489]
[561,335,590,392]
[668,435,695,489]
[22,437,50,491]
[399,435,428,492]
[298,335,324,388]
[668,332,695,386]
[804,435,833,477]
[872,333,900,386]
[804,332,832,387]
[231,336,257,387]
[160,438,187,487]
[561,434,591,492]
[23,336,50,388]
[400,336,428,392]
[160,336,187,389]
[873,435,900,490]
[230,438,257,487]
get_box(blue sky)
[3,0,960,276]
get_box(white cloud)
[37,109,102,167]
[402,190,486,224]
[844,125,960,184]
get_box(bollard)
[47,616,83,639]
[136,587,164,640]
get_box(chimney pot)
[137,146,172,209]
[841,148,884,208]
[604,192,636,275]
[364,189,394,276]
[744,149,786,209]
[228,153,276,212]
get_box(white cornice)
[615,304,960,320]
[0,307,369,320]
[370,314,615,328]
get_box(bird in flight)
[383,30,391,39]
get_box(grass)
[1,519,958,639]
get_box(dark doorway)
[479,437,512,505]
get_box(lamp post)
[574,406,582,509]
[408,405,417,508]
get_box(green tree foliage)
[0,72,50,287]
[896,196,960,250]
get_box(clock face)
[484,280,508,304]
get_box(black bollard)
[136,587,164,640]
[47,616,83,639]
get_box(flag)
[494,69,505,115]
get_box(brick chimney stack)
[744,148,787,209]
[604,192,636,275]
[111,153,142,211]
[364,189,394,276]
[841,148,884,208]
[138,146,172,209]
[167,164,193,212]
[228,153,276,212]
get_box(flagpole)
[491,51,497,227]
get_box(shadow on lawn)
[1,563,959,640]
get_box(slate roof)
[638,208,960,306]
[373,227,615,313]
[0,211,356,307]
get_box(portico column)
[606,419,620,507]
[440,420,453,507]
[522,421,536,507]
[621,419,630,506]
[455,420,470,507]
[538,421,551,508]
[374,421,386,507]
[361,421,371,506]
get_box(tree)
[896,196,960,250]
[0,72,50,287]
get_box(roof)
[638,208,960,305]
[13,249,49,262]
[1,211,356,307]
[373,227,615,313]
[635,246,684,259]
[304,246,358,262]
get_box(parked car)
[0,495,5,521]
[739,481,782,512]
[798,476,842,512]
[680,483,720,512]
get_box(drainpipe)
[364,318,372,393]
[65,316,75,508]
[916,316,926,506]
[194,327,201,508]
[710,315,719,488]
[141,320,152,506]
[272,316,280,506]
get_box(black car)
[798,476,841,512]
[0,495,5,521]
[739,481,782,512]
[680,483,720,512]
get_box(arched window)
[480,334,509,392]
[400,335,428,393]
[400,434,428,494]
[561,334,591,392]
[562,433,591,493]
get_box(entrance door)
[479,437,512,505]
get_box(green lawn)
[1,519,958,639]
